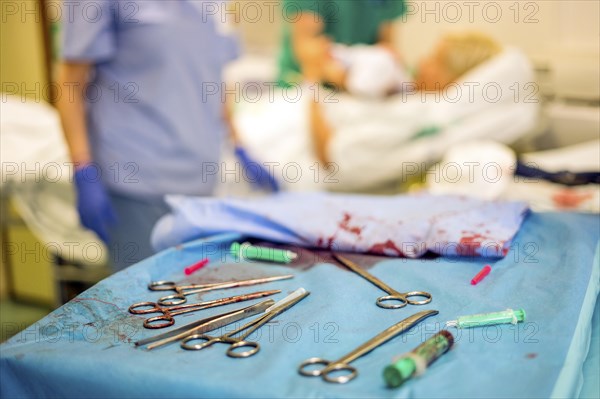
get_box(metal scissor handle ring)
[181,334,214,351]
[129,302,159,314]
[157,294,187,306]
[144,315,175,329]
[322,363,358,384]
[376,295,408,309]
[148,281,178,291]
[403,291,432,305]
[298,357,331,377]
[227,340,260,358]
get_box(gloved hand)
[234,146,280,192]
[74,164,117,244]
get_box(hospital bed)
[228,47,540,193]
[0,96,109,305]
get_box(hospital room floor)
[0,300,51,342]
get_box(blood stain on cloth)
[552,189,593,209]
[338,213,363,236]
[327,236,335,248]
[457,234,485,256]
[71,297,124,311]
[368,240,403,256]
[525,353,538,359]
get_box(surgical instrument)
[332,253,432,309]
[150,274,294,306]
[181,288,309,357]
[129,290,280,329]
[298,310,438,383]
[135,299,274,350]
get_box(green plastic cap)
[383,358,416,388]
[383,365,404,388]
[514,308,526,322]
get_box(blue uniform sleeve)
[61,0,116,62]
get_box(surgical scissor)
[135,299,275,350]
[181,288,310,358]
[332,254,432,309]
[150,275,294,306]
[129,289,280,329]
[299,310,438,383]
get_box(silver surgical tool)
[150,275,294,306]
[181,288,309,357]
[129,289,280,329]
[134,299,274,350]
[298,310,438,383]
[332,254,432,309]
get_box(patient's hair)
[441,32,501,80]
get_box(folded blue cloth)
[152,193,529,258]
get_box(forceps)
[299,310,438,383]
[150,275,294,306]
[129,290,280,329]
[181,288,309,357]
[333,254,432,309]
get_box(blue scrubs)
[62,0,240,270]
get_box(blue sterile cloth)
[1,213,598,399]
[152,193,530,258]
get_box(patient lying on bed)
[310,32,502,164]
[230,32,538,193]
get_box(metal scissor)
[299,310,438,383]
[181,289,310,357]
[332,253,432,309]
[135,299,275,350]
[129,289,280,329]
[150,275,294,306]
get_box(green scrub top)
[277,0,406,86]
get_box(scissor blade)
[266,288,310,315]
[234,289,310,341]
[332,253,399,295]
[135,299,274,349]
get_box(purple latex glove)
[234,146,280,192]
[74,164,117,244]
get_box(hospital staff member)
[56,1,271,271]
[277,0,407,88]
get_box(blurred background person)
[55,1,276,271]
[277,0,407,92]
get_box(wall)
[1,0,54,304]
[0,0,48,100]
